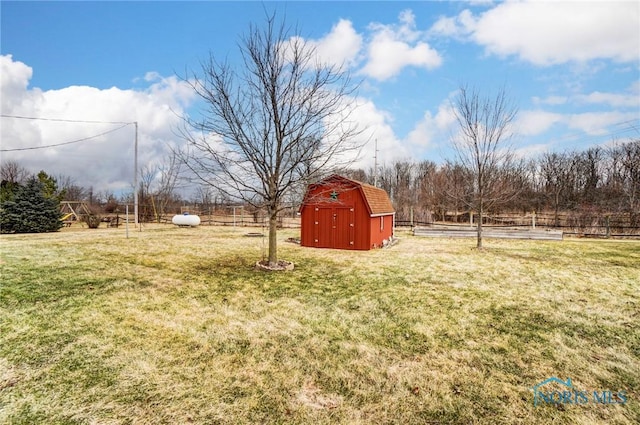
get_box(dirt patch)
[295,381,342,410]
[0,359,20,390]
[254,260,294,271]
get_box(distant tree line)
[0,155,243,229]
[2,138,638,232]
[343,138,640,230]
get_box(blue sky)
[1,1,639,195]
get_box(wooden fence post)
[532,211,536,229]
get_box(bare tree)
[414,160,438,224]
[539,152,574,226]
[179,13,361,267]
[138,150,184,222]
[56,175,87,202]
[375,159,417,223]
[138,164,156,222]
[1,160,30,202]
[603,141,626,212]
[193,185,218,211]
[440,161,473,223]
[618,139,640,226]
[576,147,604,206]
[450,84,519,248]
[510,158,541,214]
[0,160,29,184]
[154,151,184,220]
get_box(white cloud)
[429,9,475,39]
[329,96,410,171]
[532,84,640,108]
[1,54,37,115]
[516,108,639,140]
[361,10,442,80]
[513,143,554,160]
[288,11,442,81]
[406,102,457,149]
[288,19,363,69]
[0,55,195,193]
[0,55,31,91]
[566,111,638,136]
[574,91,640,108]
[516,110,564,136]
[312,19,363,68]
[430,1,639,66]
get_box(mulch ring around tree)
[255,260,294,272]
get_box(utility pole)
[134,121,139,226]
[373,138,379,187]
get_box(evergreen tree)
[0,177,63,233]
[37,170,66,201]
[0,180,20,203]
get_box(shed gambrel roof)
[358,182,395,215]
[301,174,395,216]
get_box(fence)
[396,211,640,239]
[413,226,564,241]
[143,211,638,238]
[153,214,302,229]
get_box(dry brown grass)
[1,225,638,424]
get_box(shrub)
[82,214,101,229]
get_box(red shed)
[299,174,395,250]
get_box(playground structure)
[61,212,75,222]
[60,201,92,226]
[60,201,130,228]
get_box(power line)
[526,118,640,148]
[2,114,141,226]
[0,123,131,152]
[0,114,131,125]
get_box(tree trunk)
[268,207,278,266]
[554,191,560,227]
[477,203,484,249]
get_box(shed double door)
[314,207,355,249]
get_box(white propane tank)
[172,213,201,227]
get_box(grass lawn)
[1,225,638,424]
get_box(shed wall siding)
[368,215,394,248]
